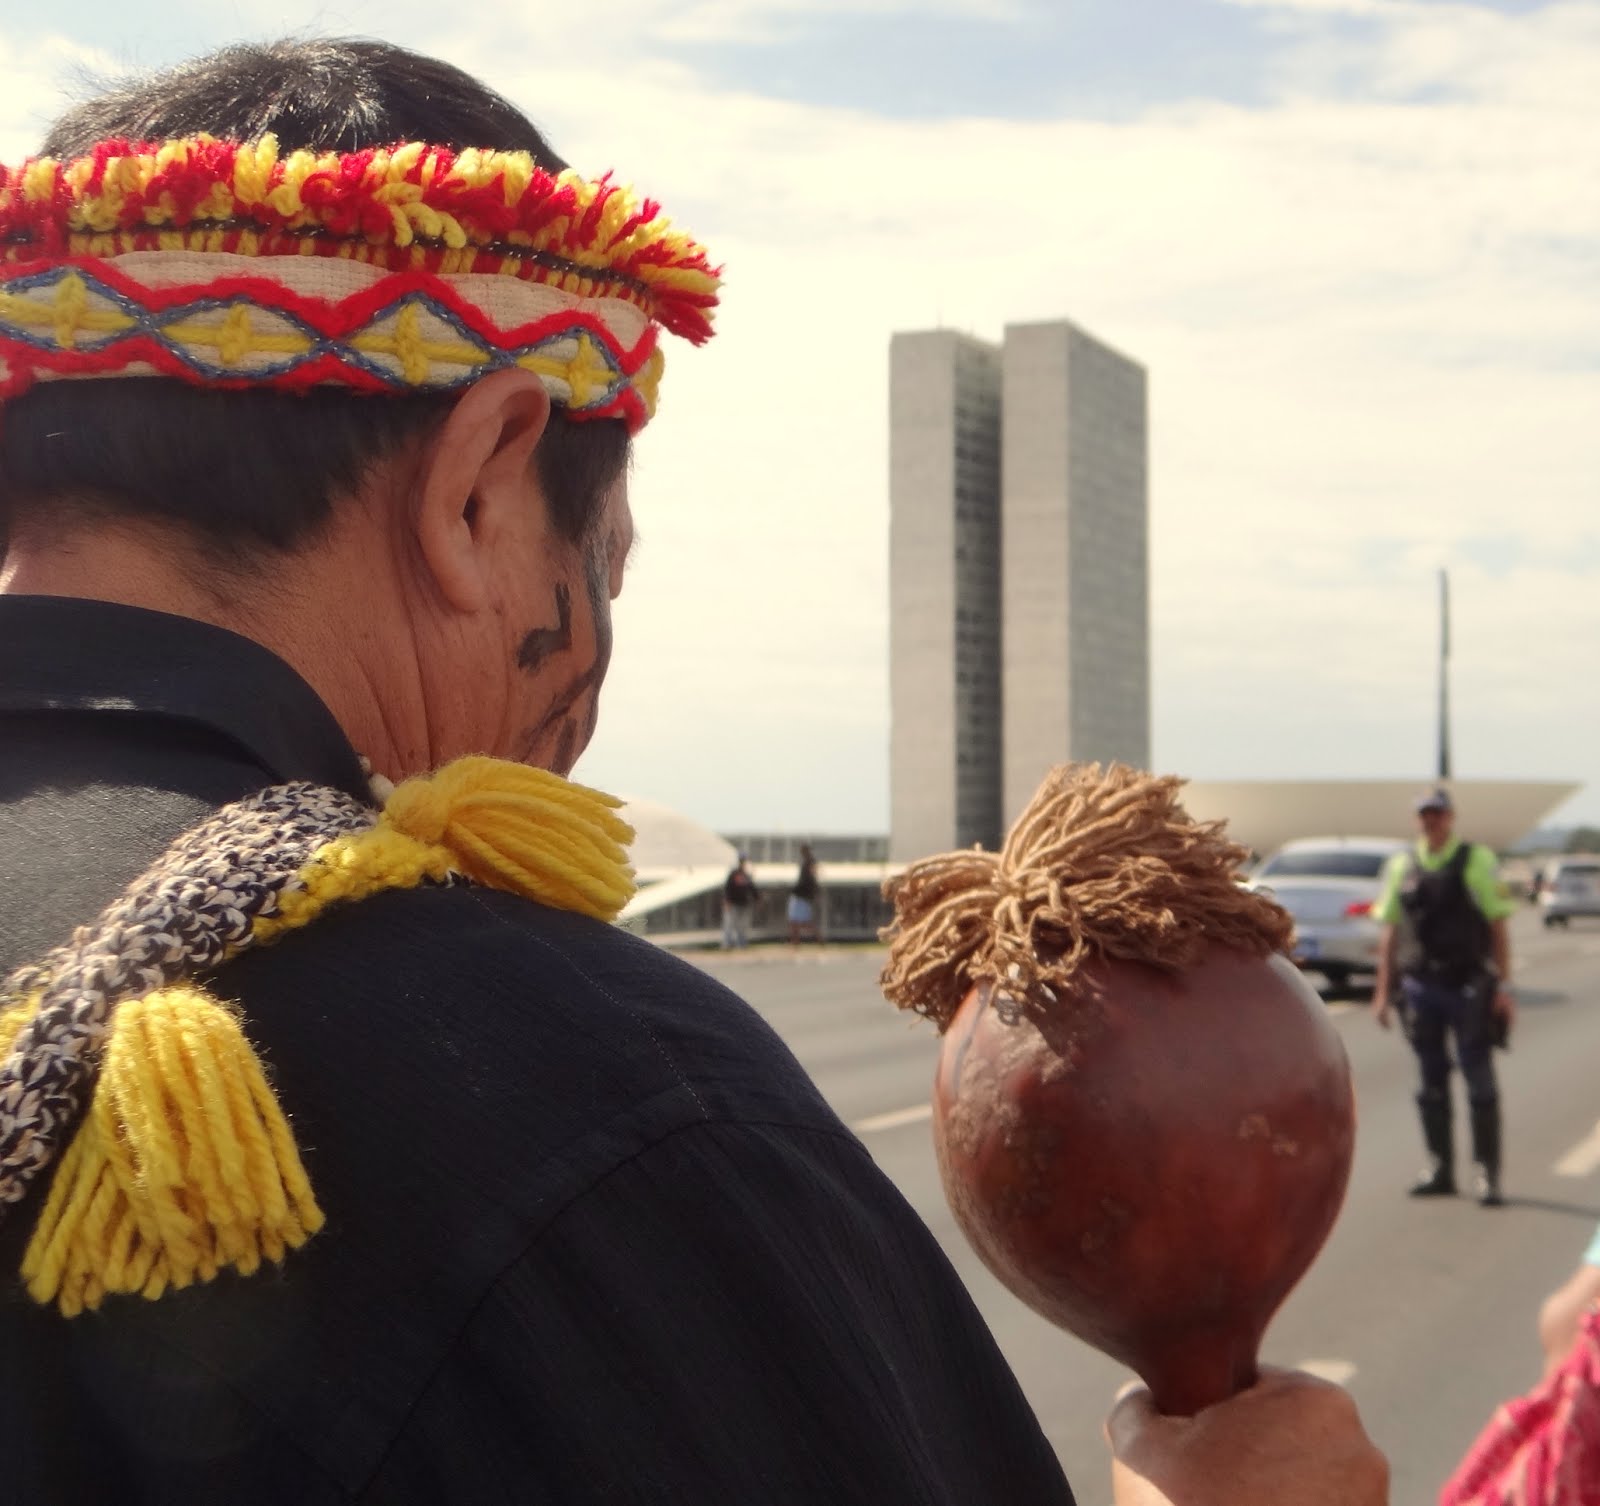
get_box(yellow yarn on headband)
[0,135,722,430]
[7,757,636,1315]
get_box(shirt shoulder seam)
[356,1115,871,1494]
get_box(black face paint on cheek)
[552,718,580,775]
[583,538,614,698]
[515,537,617,765]
[516,584,573,672]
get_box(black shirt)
[0,596,1073,1506]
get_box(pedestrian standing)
[788,843,821,946]
[722,853,758,948]
[1372,788,1518,1206]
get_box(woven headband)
[0,135,721,430]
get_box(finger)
[1242,1368,1367,1431]
[1247,1364,1341,1395]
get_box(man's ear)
[411,369,553,613]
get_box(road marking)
[854,1102,934,1134]
[1555,1121,1600,1178]
[1298,1358,1358,1386]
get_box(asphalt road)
[689,910,1600,1506]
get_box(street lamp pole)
[1438,568,1452,782]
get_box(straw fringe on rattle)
[880,763,1295,1032]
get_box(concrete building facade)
[888,330,1003,861]
[1002,321,1149,823]
[889,319,1149,861]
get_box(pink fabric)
[1442,1309,1600,1506]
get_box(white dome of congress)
[618,798,738,874]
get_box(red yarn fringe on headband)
[0,137,719,345]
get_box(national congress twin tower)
[889,320,1150,862]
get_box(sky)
[2,0,1596,835]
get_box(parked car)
[1539,857,1600,927]
[1247,837,1409,994]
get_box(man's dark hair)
[0,40,629,564]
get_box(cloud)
[2,3,1596,829]
[0,33,119,157]
[1222,0,1398,15]
[1233,0,1600,109]
[428,2,1600,826]
[647,0,1030,44]
[1363,2,1600,106]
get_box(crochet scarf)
[0,755,634,1316]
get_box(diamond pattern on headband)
[0,265,659,416]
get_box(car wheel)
[1322,967,1352,997]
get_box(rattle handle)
[1143,1335,1261,1417]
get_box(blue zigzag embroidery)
[0,266,634,407]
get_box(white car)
[1248,837,1409,993]
[1539,858,1600,927]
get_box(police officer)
[1373,788,1518,1206]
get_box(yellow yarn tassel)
[378,755,636,920]
[2,988,323,1317]
[255,757,636,943]
[7,754,634,1316]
